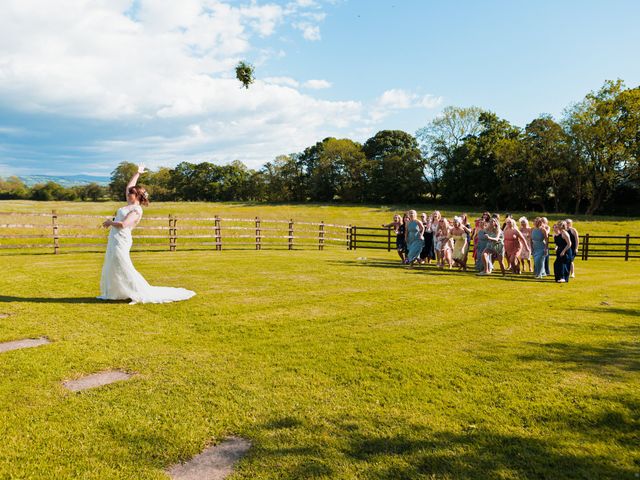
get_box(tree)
[0,176,29,199]
[563,79,640,214]
[218,161,257,201]
[169,162,224,201]
[109,162,143,200]
[261,155,307,202]
[416,106,485,199]
[144,167,175,201]
[520,116,573,212]
[297,137,368,202]
[441,112,520,209]
[362,130,425,203]
[73,182,108,201]
[322,138,368,202]
[30,181,77,201]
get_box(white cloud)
[370,89,443,121]
[377,89,442,109]
[264,76,300,88]
[294,22,322,41]
[303,79,332,89]
[83,91,362,169]
[0,1,443,174]
[0,1,331,120]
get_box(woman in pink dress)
[503,218,531,274]
[518,216,533,273]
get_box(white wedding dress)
[98,204,195,304]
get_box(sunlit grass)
[0,247,638,479]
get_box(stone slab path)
[0,337,50,353]
[0,313,11,319]
[167,437,252,480]
[63,370,133,392]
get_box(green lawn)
[0,247,638,479]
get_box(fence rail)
[0,211,351,254]
[346,226,639,261]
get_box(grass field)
[1,243,639,478]
[2,200,640,236]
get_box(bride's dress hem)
[96,291,196,305]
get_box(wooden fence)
[0,211,351,253]
[2,214,638,260]
[347,226,640,261]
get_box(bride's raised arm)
[125,164,146,198]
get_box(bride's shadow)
[0,296,128,304]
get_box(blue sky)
[0,0,639,177]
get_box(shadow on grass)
[573,306,640,318]
[517,341,640,377]
[257,415,637,479]
[0,295,127,304]
[342,426,637,479]
[329,259,546,283]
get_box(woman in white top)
[98,164,195,304]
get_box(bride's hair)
[128,186,150,206]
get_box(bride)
[98,164,195,304]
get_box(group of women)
[383,210,579,283]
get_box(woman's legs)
[554,254,570,282]
[482,250,495,274]
[545,254,550,276]
[533,252,544,277]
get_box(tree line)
[1,79,638,214]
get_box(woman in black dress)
[419,212,436,264]
[553,221,573,283]
[382,214,406,263]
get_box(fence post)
[318,221,325,251]
[584,233,589,261]
[352,226,357,250]
[172,216,178,252]
[215,216,221,251]
[625,234,630,261]
[387,227,391,252]
[52,210,59,254]
[255,216,261,251]
[346,225,351,250]
[288,219,294,250]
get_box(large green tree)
[416,106,485,199]
[442,112,520,208]
[564,79,640,214]
[362,130,425,203]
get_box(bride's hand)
[102,220,112,228]
[137,164,146,174]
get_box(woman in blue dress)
[531,217,548,279]
[474,219,490,272]
[405,210,425,266]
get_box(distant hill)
[18,175,110,187]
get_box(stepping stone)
[0,313,10,319]
[63,370,133,392]
[0,337,50,353]
[167,437,252,480]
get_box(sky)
[0,0,639,177]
